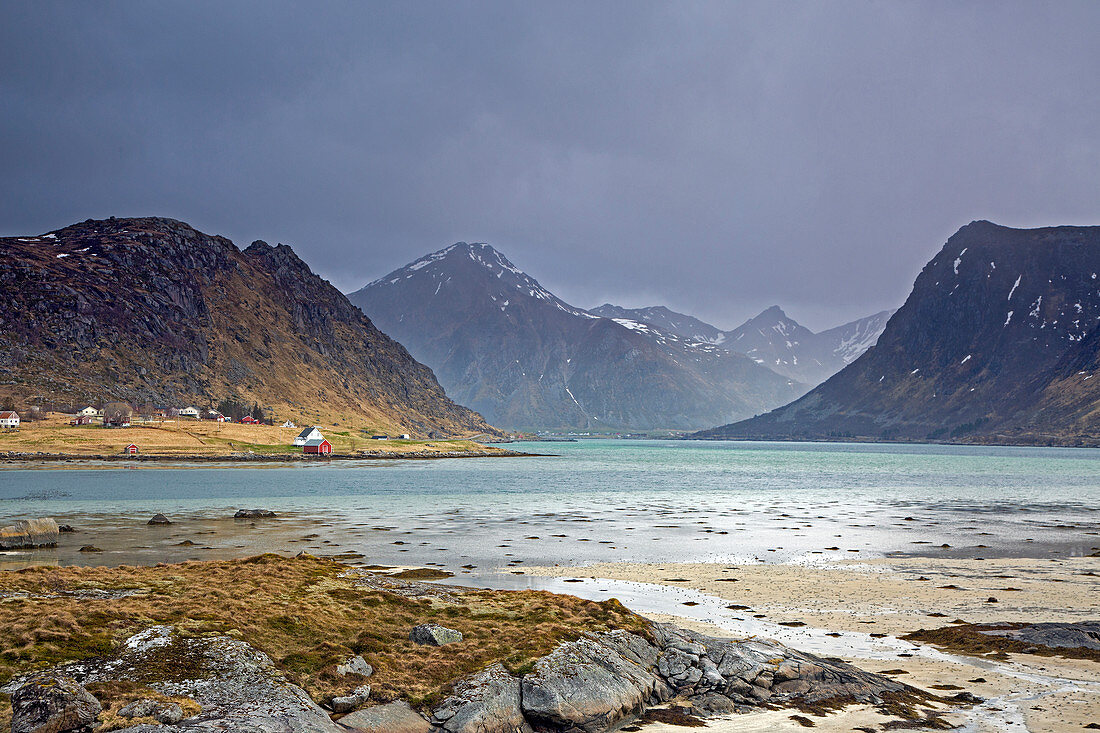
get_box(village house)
[204,410,226,422]
[302,437,332,455]
[398,433,411,440]
[241,415,259,425]
[69,415,94,426]
[281,420,297,429]
[77,406,100,418]
[293,426,324,446]
[178,407,200,419]
[0,411,20,430]
[124,443,139,455]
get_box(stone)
[10,674,102,733]
[58,525,76,533]
[980,621,1100,651]
[233,509,277,519]
[119,698,158,718]
[409,623,463,646]
[521,630,670,733]
[335,655,373,677]
[0,518,60,549]
[154,703,184,724]
[326,684,370,713]
[78,545,102,553]
[338,701,432,733]
[430,663,531,733]
[147,514,171,525]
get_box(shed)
[124,444,139,455]
[303,438,332,455]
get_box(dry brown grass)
[0,414,503,458]
[0,554,646,717]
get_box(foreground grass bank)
[0,554,644,728]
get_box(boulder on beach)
[234,509,277,519]
[147,513,172,525]
[0,518,60,549]
[409,623,463,646]
[78,545,103,553]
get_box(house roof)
[296,426,320,439]
[0,411,17,419]
[303,437,329,447]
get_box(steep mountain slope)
[348,244,802,431]
[696,221,1100,445]
[593,303,894,386]
[0,217,494,436]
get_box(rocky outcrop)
[979,621,1100,650]
[430,664,530,733]
[0,518,59,549]
[234,509,277,519]
[10,674,101,733]
[4,622,926,733]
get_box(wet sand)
[522,557,1100,732]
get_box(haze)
[2,1,1098,329]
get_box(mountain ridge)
[349,242,804,431]
[694,220,1100,445]
[0,217,495,437]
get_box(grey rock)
[521,630,670,733]
[337,701,432,733]
[430,663,531,733]
[10,673,102,733]
[154,702,184,724]
[0,518,60,549]
[980,621,1100,651]
[147,513,172,525]
[335,655,373,678]
[409,623,463,646]
[234,509,277,519]
[327,685,370,713]
[119,698,159,718]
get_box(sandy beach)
[523,556,1100,731]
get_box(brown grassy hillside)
[0,217,497,437]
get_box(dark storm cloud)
[2,1,1098,329]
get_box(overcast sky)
[2,2,1098,330]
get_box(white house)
[293,426,324,446]
[0,411,19,430]
[77,406,100,418]
[397,433,411,440]
[281,420,297,429]
[178,406,200,419]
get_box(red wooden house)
[241,416,259,425]
[124,444,139,455]
[302,438,332,455]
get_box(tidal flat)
[2,439,1098,730]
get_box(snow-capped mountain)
[590,304,727,344]
[594,303,895,386]
[697,221,1100,445]
[348,243,804,431]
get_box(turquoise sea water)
[2,440,1099,571]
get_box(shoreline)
[0,447,547,464]
[514,557,1100,732]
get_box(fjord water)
[2,440,1099,571]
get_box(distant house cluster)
[60,403,273,426]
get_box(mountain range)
[349,243,888,431]
[591,304,895,386]
[0,217,493,437]
[696,221,1100,445]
